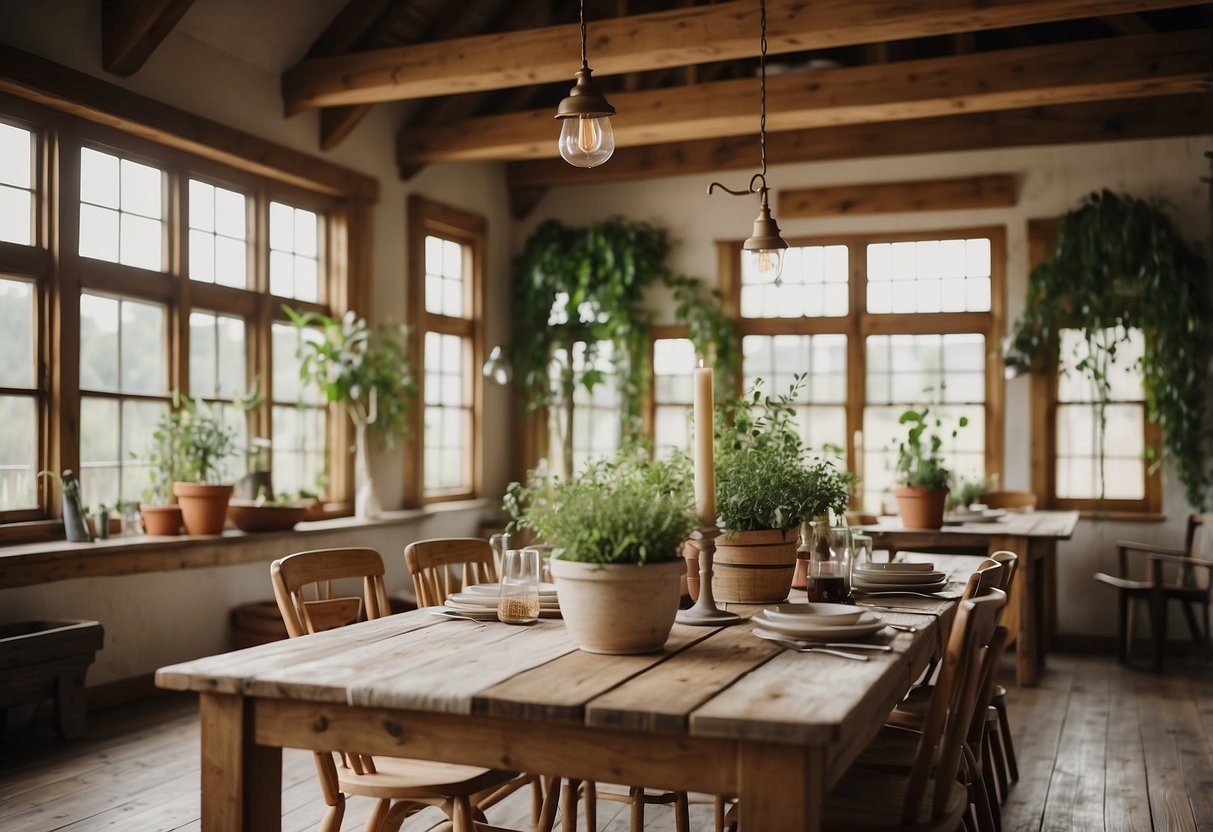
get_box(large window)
[407,197,484,504]
[723,229,1005,514]
[0,95,362,539]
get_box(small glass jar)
[498,549,541,624]
[806,519,853,604]
[851,533,874,568]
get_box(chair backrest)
[989,550,1018,593]
[961,558,1002,601]
[405,537,498,607]
[1186,514,1213,590]
[902,587,1006,824]
[270,547,392,638]
[982,491,1037,511]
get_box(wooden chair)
[981,491,1037,511]
[403,538,546,825]
[1094,514,1213,671]
[405,537,499,607]
[270,547,523,832]
[819,588,1009,831]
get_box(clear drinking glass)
[489,532,510,572]
[807,520,853,604]
[498,549,541,624]
[852,533,874,568]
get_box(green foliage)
[509,217,738,457]
[896,403,967,492]
[175,394,239,485]
[1007,190,1212,509]
[713,377,851,532]
[285,307,418,447]
[38,468,84,508]
[947,474,997,511]
[142,407,183,504]
[507,449,695,565]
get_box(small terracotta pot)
[173,482,234,536]
[684,540,701,601]
[550,557,685,655]
[791,556,810,590]
[894,486,950,530]
[140,504,183,536]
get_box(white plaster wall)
[517,136,1213,638]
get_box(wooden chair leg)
[365,798,392,832]
[583,781,597,831]
[674,791,690,832]
[561,778,581,832]
[714,796,726,832]
[1116,591,1129,663]
[1151,591,1168,673]
[987,716,1009,801]
[532,776,545,826]
[629,787,645,832]
[453,795,476,832]
[536,777,562,832]
[1204,601,1212,660]
[1182,601,1204,647]
[995,697,1019,784]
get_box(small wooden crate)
[0,619,104,739]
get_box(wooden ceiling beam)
[102,0,197,77]
[779,174,1018,218]
[310,0,397,151]
[399,30,1209,163]
[282,0,1209,112]
[505,94,1213,189]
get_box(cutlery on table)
[854,603,941,617]
[852,591,947,599]
[767,638,869,661]
[883,622,918,633]
[782,640,893,653]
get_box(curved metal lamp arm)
[707,173,768,198]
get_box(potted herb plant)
[172,395,238,536]
[709,377,849,603]
[893,403,968,530]
[286,307,416,519]
[140,407,184,536]
[511,449,695,654]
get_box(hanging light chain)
[580,0,589,69]
[759,0,768,182]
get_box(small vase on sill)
[62,494,93,543]
[354,422,381,520]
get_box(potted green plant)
[140,407,184,536]
[510,449,695,654]
[286,307,416,519]
[709,377,849,603]
[893,403,968,530]
[172,395,238,535]
[38,469,92,543]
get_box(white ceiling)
[176,0,349,74]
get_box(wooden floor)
[1,652,1211,831]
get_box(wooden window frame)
[404,195,485,506]
[718,226,1007,495]
[1026,219,1162,516]
[0,61,374,543]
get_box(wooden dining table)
[859,509,1079,686]
[156,589,959,832]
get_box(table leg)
[738,742,825,831]
[1015,548,1039,687]
[200,692,282,831]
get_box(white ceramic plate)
[763,603,866,626]
[439,602,562,620]
[445,594,561,611]
[851,570,946,584]
[750,610,885,639]
[463,582,559,598]
[854,562,936,573]
[852,577,949,593]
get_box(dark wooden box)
[0,619,104,739]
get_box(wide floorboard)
[1,652,1210,831]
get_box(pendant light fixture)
[555,0,616,168]
[707,0,788,284]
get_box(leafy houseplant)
[710,377,851,603]
[1006,190,1212,509]
[510,217,738,476]
[286,307,417,519]
[140,406,184,535]
[893,404,968,530]
[39,469,92,543]
[172,394,239,536]
[510,450,695,654]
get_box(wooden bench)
[0,619,104,739]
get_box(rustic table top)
[860,509,1079,540]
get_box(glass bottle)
[806,516,853,604]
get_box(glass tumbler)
[806,520,853,604]
[489,532,511,572]
[852,533,874,568]
[498,549,541,624]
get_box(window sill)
[0,498,493,590]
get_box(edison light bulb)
[746,247,785,285]
[558,115,615,168]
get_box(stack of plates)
[852,562,947,593]
[944,507,1008,525]
[438,582,562,620]
[751,602,885,642]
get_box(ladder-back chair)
[405,538,498,607]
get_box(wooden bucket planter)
[712,528,800,604]
[0,619,104,739]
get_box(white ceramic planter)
[549,557,685,655]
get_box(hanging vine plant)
[1006,190,1212,509]
[510,217,738,475]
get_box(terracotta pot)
[894,486,950,530]
[173,482,234,536]
[712,528,799,604]
[140,504,183,536]
[550,557,685,655]
[226,501,307,533]
[684,540,700,601]
[791,556,810,590]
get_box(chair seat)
[1094,573,1204,597]
[854,725,923,770]
[823,764,969,832]
[337,756,519,800]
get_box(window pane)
[120,299,166,395]
[866,333,984,406]
[190,312,247,402]
[189,228,215,282]
[652,338,698,456]
[214,186,246,239]
[867,237,992,314]
[122,399,168,502]
[0,276,35,388]
[269,202,321,301]
[1058,327,1145,403]
[190,311,217,397]
[272,321,321,405]
[425,234,467,317]
[217,315,247,399]
[190,180,247,288]
[189,179,215,232]
[0,185,32,245]
[120,212,162,271]
[79,294,121,391]
[1055,402,1145,500]
[742,333,847,455]
[741,244,848,318]
[0,122,32,189]
[272,404,325,497]
[862,404,984,514]
[79,149,164,269]
[79,204,119,262]
[120,159,162,219]
[80,148,119,209]
[0,395,37,510]
[423,331,471,492]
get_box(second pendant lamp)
[555,0,616,168]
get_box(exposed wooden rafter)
[309,0,395,151]
[779,174,1018,219]
[282,0,1208,112]
[397,30,1209,164]
[102,0,197,77]
[505,94,1212,191]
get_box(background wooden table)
[157,591,957,831]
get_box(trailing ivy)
[510,217,738,473]
[1006,190,1212,509]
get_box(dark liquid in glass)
[806,575,851,604]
